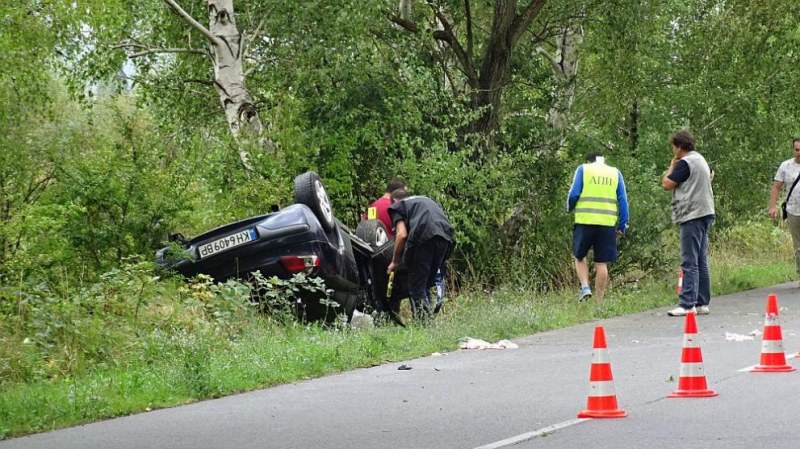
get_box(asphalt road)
[4,282,800,449]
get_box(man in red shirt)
[364,178,406,238]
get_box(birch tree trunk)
[540,19,583,147]
[434,15,455,92]
[399,0,412,21]
[160,0,263,168]
[207,0,262,168]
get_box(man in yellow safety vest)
[567,153,629,301]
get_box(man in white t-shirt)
[769,138,800,277]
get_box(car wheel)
[356,219,390,250]
[294,171,335,232]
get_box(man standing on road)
[387,190,453,320]
[567,152,629,302]
[662,130,715,317]
[769,138,800,280]
[363,178,407,238]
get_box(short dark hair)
[671,130,695,152]
[586,152,603,163]
[386,178,406,193]
[792,138,800,147]
[390,188,410,202]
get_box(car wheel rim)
[375,227,388,247]
[314,180,333,224]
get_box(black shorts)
[572,224,617,263]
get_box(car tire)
[294,171,335,232]
[356,219,390,250]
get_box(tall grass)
[0,220,794,439]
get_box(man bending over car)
[387,189,453,321]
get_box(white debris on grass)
[459,337,519,350]
[349,310,374,330]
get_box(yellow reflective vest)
[575,163,619,226]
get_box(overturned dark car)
[156,171,409,322]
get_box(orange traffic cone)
[577,325,627,418]
[668,311,718,398]
[751,294,795,373]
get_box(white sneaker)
[667,306,696,316]
[696,305,710,315]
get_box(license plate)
[197,228,257,259]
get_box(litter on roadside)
[349,310,374,330]
[725,332,754,342]
[459,337,519,350]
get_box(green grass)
[0,227,796,439]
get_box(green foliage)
[248,271,335,323]
[46,97,187,269]
[0,260,158,384]
[0,260,254,387]
[178,275,253,335]
[4,0,800,293]
[0,89,206,281]
[713,219,791,260]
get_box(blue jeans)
[678,215,713,308]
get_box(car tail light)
[280,255,320,273]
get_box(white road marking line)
[738,351,797,372]
[472,418,590,449]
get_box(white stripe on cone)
[592,349,610,363]
[761,339,785,353]
[587,380,617,397]
[679,362,706,377]
[682,336,700,348]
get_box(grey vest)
[671,152,715,224]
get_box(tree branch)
[427,1,478,86]
[702,114,726,131]
[527,16,556,44]
[242,17,266,63]
[249,18,267,43]
[464,0,474,60]
[131,47,208,58]
[111,41,209,59]
[535,46,559,73]
[511,0,548,47]
[162,0,222,46]
[110,42,146,51]
[432,30,478,87]
[182,78,215,86]
[389,14,419,32]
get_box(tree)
[53,0,267,169]
[105,0,264,168]
[0,5,59,275]
[391,0,551,145]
